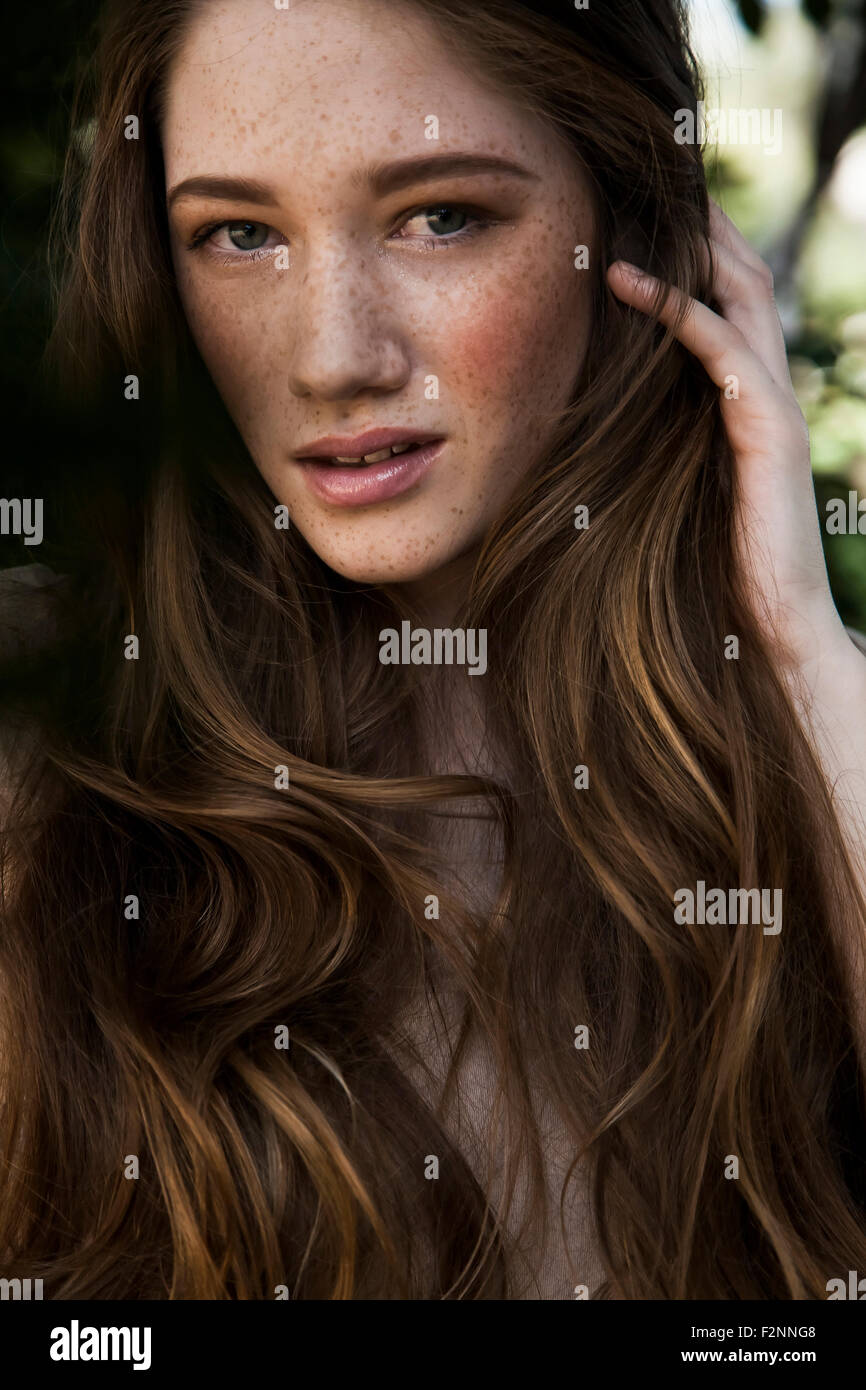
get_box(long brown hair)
[2,0,866,1299]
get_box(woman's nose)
[285,244,412,402]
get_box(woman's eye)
[404,207,468,237]
[188,207,489,260]
[193,220,280,255]
[224,221,270,251]
[395,206,484,244]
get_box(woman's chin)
[322,555,457,587]
[302,534,477,589]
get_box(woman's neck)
[396,543,481,629]
[391,543,498,780]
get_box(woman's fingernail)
[615,261,647,280]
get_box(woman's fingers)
[705,238,792,393]
[608,200,793,398]
[605,260,777,401]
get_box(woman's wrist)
[778,617,866,874]
[785,615,866,707]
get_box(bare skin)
[163,0,595,610]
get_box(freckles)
[445,294,535,399]
[445,278,572,409]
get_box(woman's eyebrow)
[166,176,275,210]
[359,152,541,194]
[166,154,538,212]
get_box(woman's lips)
[297,439,445,506]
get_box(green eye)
[227,221,269,250]
[421,207,469,235]
[394,205,488,247]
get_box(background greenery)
[1,0,865,624]
[695,0,866,626]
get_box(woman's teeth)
[331,442,416,464]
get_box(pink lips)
[296,438,445,506]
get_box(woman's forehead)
[165,0,470,122]
[160,0,552,190]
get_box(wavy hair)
[2,0,866,1298]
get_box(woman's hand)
[606,198,854,677]
[606,201,866,890]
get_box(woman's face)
[163,0,594,586]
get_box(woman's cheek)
[438,265,586,418]
[183,291,280,434]
[445,297,525,397]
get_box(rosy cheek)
[445,297,524,397]
[440,275,582,413]
[438,275,554,422]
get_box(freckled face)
[163,0,594,585]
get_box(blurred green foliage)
[702,0,866,629]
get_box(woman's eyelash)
[185,205,495,259]
[187,221,227,250]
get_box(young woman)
[1,0,865,1300]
